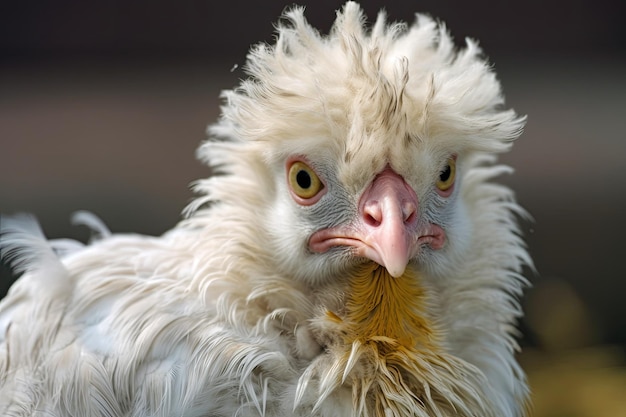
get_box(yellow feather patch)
[300,265,494,416]
[343,265,434,350]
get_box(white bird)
[0,3,531,416]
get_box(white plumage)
[0,3,531,416]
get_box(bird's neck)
[341,265,434,351]
[311,265,487,416]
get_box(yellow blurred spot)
[522,347,626,417]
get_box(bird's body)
[0,3,530,416]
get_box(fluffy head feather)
[0,3,530,417]
[193,2,526,281]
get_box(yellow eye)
[436,157,456,192]
[288,161,324,200]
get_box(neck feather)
[299,265,493,417]
[343,265,434,350]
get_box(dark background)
[1,1,625,412]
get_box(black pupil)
[296,170,312,189]
[439,165,451,182]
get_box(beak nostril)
[363,202,382,227]
[364,213,380,227]
[403,202,417,224]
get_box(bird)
[0,2,531,417]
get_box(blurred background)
[1,0,625,414]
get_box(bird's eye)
[288,161,324,200]
[436,157,456,192]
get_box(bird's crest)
[205,1,525,177]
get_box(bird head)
[193,2,525,287]
[186,3,529,414]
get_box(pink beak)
[309,168,445,277]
